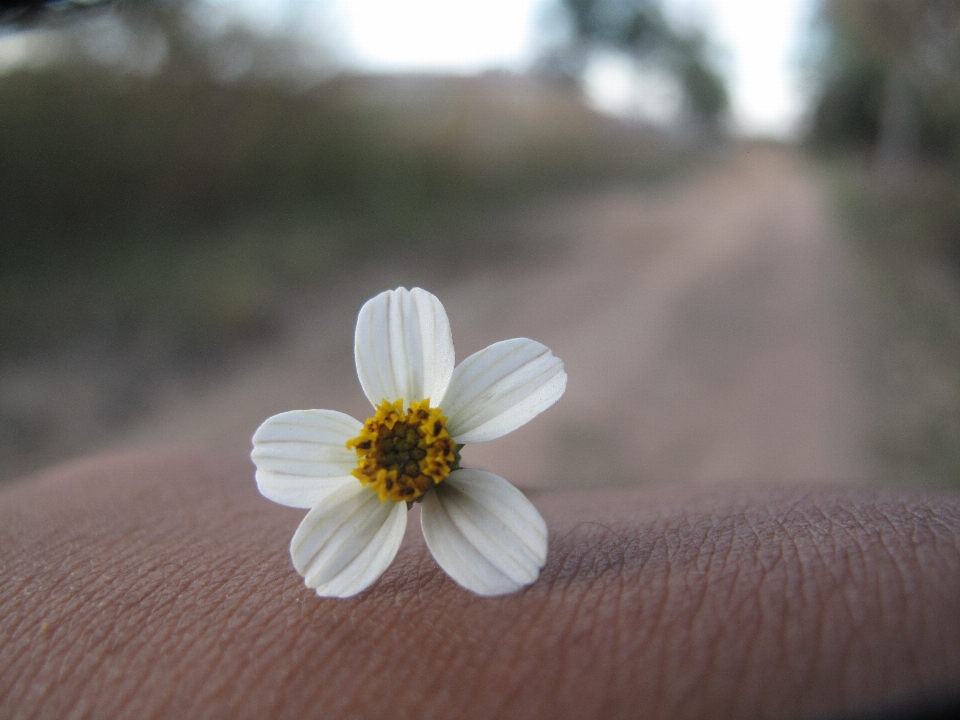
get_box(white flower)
[251,287,567,597]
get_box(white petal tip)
[443,338,567,444]
[355,287,455,409]
[291,483,407,598]
[250,409,363,509]
[421,469,548,596]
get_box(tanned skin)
[2,448,959,719]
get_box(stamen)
[346,399,459,503]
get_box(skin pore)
[1,448,959,719]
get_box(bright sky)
[332,0,817,138]
[334,0,542,71]
[674,0,816,137]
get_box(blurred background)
[2,0,960,489]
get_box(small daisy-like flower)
[251,287,566,597]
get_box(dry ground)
[108,145,873,491]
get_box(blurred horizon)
[0,0,813,138]
[3,0,960,491]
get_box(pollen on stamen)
[346,399,459,503]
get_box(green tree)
[810,0,960,168]
[544,0,729,132]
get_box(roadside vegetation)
[829,164,960,486]
[1,67,682,362]
[808,0,960,486]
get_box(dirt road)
[116,146,871,490]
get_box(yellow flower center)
[346,399,459,503]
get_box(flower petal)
[252,409,362,508]
[420,469,547,596]
[441,338,566,443]
[354,287,455,408]
[290,482,407,598]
